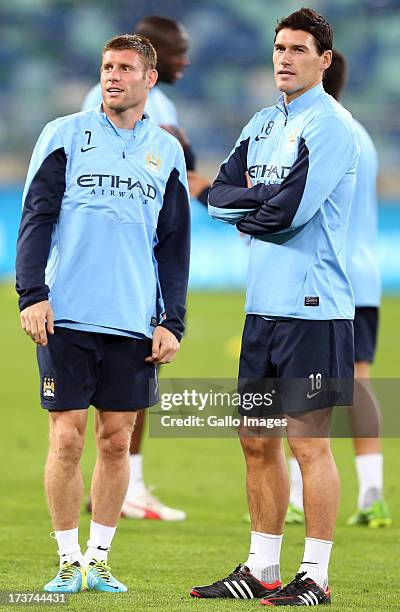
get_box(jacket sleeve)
[16,122,66,311]
[154,147,191,341]
[237,113,360,236]
[208,119,280,224]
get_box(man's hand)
[20,300,54,346]
[145,326,180,364]
[187,171,210,199]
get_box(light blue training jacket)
[209,83,360,320]
[16,106,190,340]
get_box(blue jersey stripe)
[16,147,66,310]
[155,167,191,341]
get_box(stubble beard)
[105,95,142,115]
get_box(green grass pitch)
[0,284,398,610]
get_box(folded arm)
[237,114,359,236]
[208,125,280,224]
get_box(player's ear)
[322,50,332,71]
[146,68,158,90]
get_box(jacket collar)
[277,82,324,116]
[96,104,149,136]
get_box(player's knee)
[51,426,84,463]
[240,436,280,467]
[289,438,330,466]
[97,429,130,461]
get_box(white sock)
[355,453,383,509]
[126,454,146,498]
[53,528,84,567]
[289,457,304,510]
[244,531,282,583]
[83,521,116,567]
[299,537,333,589]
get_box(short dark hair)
[275,7,333,55]
[102,34,157,71]
[323,49,347,101]
[135,15,183,43]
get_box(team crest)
[286,131,298,152]
[145,152,161,173]
[42,376,56,399]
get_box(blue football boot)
[44,561,84,593]
[86,560,128,593]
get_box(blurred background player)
[287,49,391,529]
[82,15,209,522]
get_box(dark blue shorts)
[354,307,378,363]
[238,315,354,416]
[37,326,159,411]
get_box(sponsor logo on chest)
[76,174,157,201]
[248,164,291,181]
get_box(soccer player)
[83,17,207,521]
[287,50,391,529]
[16,34,190,593]
[83,15,210,205]
[190,9,359,605]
